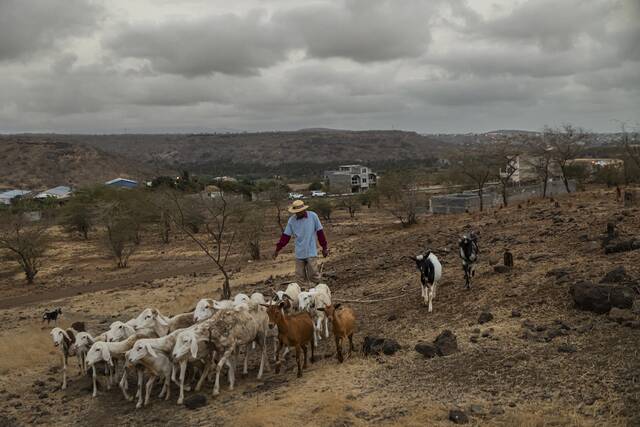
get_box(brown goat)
[319,304,356,363]
[263,303,315,377]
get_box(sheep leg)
[257,334,267,379]
[227,356,236,390]
[310,334,315,363]
[144,376,156,407]
[432,282,437,300]
[348,334,355,355]
[243,345,249,376]
[315,317,323,342]
[177,360,187,405]
[195,360,210,392]
[324,317,329,339]
[91,365,98,398]
[272,336,278,362]
[119,369,133,401]
[213,348,234,396]
[136,369,144,408]
[163,376,171,401]
[62,354,67,390]
[336,336,344,363]
[428,286,433,313]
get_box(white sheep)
[271,282,302,311]
[85,334,139,399]
[71,331,108,375]
[312,286,332,345]
[126,342,174,408]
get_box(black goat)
[43,308,63,324]
[459,233,479,289]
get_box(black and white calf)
[459,233,479,289]
[410,252,442,312]
[43,308,63,324]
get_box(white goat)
[272,282,302,311]
[312,287,332,345]
[410,251,443,312]
[50,327,80,390]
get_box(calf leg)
[302,344,308,369]
[195,360,210,392]
[324,317,329,338]
[119,369,133,401]
[428,285,433,313]
[61,354,67,390]
[348,334,355,356]
[257,335,266,379]
[136,370,144,409]
[213,348,234,396]
[295,345,303,378]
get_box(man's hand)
[322,248,330,258]
[273,250,280,260]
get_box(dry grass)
[0,325,55,374]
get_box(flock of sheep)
[49,282,355,408]
[47,233,479,410]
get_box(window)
[362,178,367,183]
[361,168,366,173]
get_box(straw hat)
[288,199,309,214]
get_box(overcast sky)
[0,0,638,134]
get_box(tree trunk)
[221,273,231,299]
[561,167,571,193]
[502,184,508,206]
[479,187,484,212]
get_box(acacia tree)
[546,124,585,193]
[100,200,139,268]
[165,192,241,299]
[622,126,640,174]
[60,194,94,239]
[240,205,267,261]
[340,195,359,218]
[378,169,420,226]
[0,212,49,284]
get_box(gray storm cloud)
[0,0,638,133]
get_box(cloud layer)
[0,0,638,133]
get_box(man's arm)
[314,213,329,257]
[274,220,293,259]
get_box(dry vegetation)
[0,188,638,427]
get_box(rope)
[334,291,415,304]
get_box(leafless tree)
[455,146,497,212]
[546,124,586,193]
[378,170,420,226]
[100,201,139,268]
[493,140,520,206]
[239,205,267,261]
[524,136,554,198]
[0,212,49,284]
[163,192,241,299]
[621,124,640,171]
[267,184,289,233]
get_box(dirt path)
[0,261,216,310]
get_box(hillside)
[12,131,450,178]
[0,136,166,190]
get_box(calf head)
[106,321,136,342]
[50,327,69,348]
[173,330,199,360]
[409,252,435,284]
[86,342,112,367]
[128,341,157,363]
[261,302,286,329]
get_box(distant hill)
[0,135,166,190]
[39,130,451,178]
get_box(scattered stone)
[414,343,438,358]
[624,320,640,329]
[577,323,594,334]
[604,238,640,254]
[469,404,485,416]
[553,319,572,330]
[387,314,397,322]
[469,336,479,343]
[434,330,458,356]
[493,265,511,274]
[535,325,547,332]
[558,343,577,353]
[600,266,631,284]
[608,308,635,324]
[584,396,597,406]
[569,281,634,314]
[362,337,400,356]
[481,330,491,338]
[33,380,45,388]
[449,410,469,424]
[184,394,207,409]
[478,311,494,324]
[529,253,549,262]
[472,328,481,334]
[490,406,505,415]
[511,309,521,318]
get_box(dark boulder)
[600,266,632,284]
[449,409,469,424]
[569,281,634,314]
[414,343,438,358]
[493,265,511,274]
[478,311,494,324]
[557,343,577,353]
[434,330,458,356]
[362,337,400,356]
[184,394,207,409]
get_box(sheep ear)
[61,329,71,342]
[316,308,325,312]
[334,303,342,310]
[282,294,292,301]
[157,316,169,326]
[101,345,113,366]
[190,338,198,359]
[145,343,158,358]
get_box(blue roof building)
[35,186,73,200]
[105,178,138,189]
[0,189,31,205]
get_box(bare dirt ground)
[1,188,639,427]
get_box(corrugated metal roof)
[35,186,72,199]
[0,189,31,199]
[105,178,138,185]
